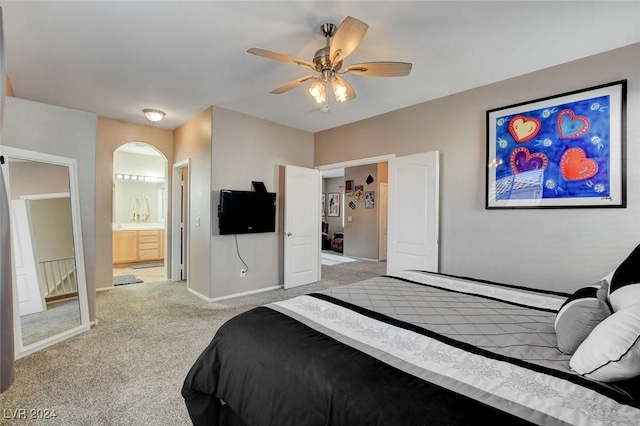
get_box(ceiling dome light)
[143,109,165,122]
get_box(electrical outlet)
[240,269,246,278]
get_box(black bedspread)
[182,306,533,426]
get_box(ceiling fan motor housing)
[313,47,341,73]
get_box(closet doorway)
[112,143,168,285]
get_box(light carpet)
[0,259,386,425]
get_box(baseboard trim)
[96,286,114,292]
[188,288,214,302]
[347,256,379,262]
[188,285,282,303]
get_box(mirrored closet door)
[1,146,90,358]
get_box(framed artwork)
[365,191,375,209]
[354,185,364,201]
[345,180,354,196]
[321,193,326,216]
[328,192,340,217]
[486,80,626,209]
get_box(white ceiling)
[2,1,639,134]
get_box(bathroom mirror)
[1,146,90,358]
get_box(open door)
[387,151,439,274]
[284,165,321,289]
[10,199,45,315]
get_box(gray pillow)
[554,281,612,355]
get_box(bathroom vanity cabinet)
[113,228,164,265]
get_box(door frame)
[171,159,190,284]
[378,182,389,261]
[112,143,170,280]
[316,152,440,274]
[316,154,396,260]
[315,154,397,175]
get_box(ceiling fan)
[247,16,412,109]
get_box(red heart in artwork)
[560,148,598,181]
[508,115,541,143]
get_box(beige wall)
[28,197,74,261]
[315,43,640,293]
[7,161,69,200]
[210,107,314,299]
[174,108,212,297]
[344,163,379,259]
[95,117,173,290]
[173,107,213,298]
[173,106,314,300]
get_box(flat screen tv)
[218,190,276,235]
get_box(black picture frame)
[486,80,626,209]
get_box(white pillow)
[570,303,640,382]
[602,271,615,285]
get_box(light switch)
[347,216,352,222]
[195,217,200,227]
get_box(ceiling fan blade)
[344,62,412,77]
[329,16,368,67]
[247,47,316,70]
[270,74,317,94]
[334,75,356,102]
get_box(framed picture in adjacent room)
[354,185,364,201]
[328,192,340,217]
[365,191,375,209]
[345,180,354,196]
[321,193,326,216]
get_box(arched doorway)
[111,142,169,285]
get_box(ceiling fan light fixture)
[143,108,165,122]
[308,80,326,103]
[332,79,348,102]
[332,80,347,97]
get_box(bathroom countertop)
[112,223,165,230]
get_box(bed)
[182,269,640,426]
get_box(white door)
[387,151,440,274]
[10,199,46,315]
[284,165,321,288]
[378,183,388,260]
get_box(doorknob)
[286,232,292,236]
